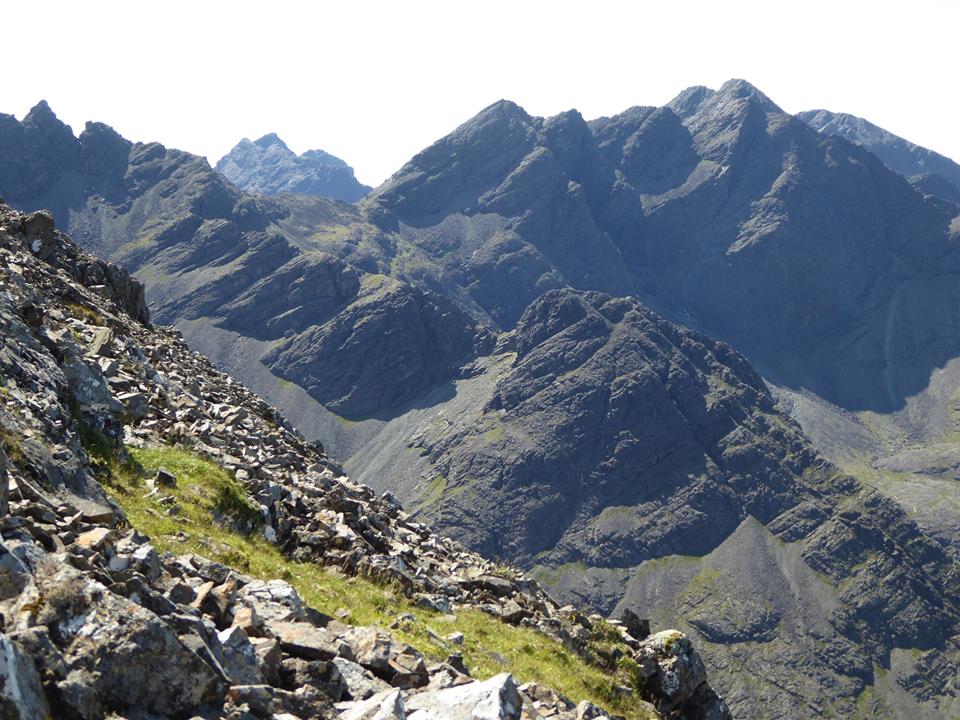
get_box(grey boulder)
[405,672,522,720]
[0,633,51,720]
[11,560,224,717]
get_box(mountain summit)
[217,134,371,202]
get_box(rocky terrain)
[216,133,371,202]
[3,83,960,718]
[0,203,732,718]
[799,109,960,203]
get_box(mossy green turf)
[63,302,106,326]
[83,436,658,719]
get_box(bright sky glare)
[4,0,958,187]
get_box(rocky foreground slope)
[0,204,731,718]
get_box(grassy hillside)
[83,433,659,719]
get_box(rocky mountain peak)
[371,99,541,226]
[22,99,69,132]
[302,148,350,168]
[799,109,889,145]
[20,100,80,170]
[714,78,780,110]
[664,79,781,152]
[77,120,134,178]
[474,98,532,124]
[422,98,535,158]
[217,134,370,202]
[666,84,714,118]
[253,132,290,150]
[798,108,960,201]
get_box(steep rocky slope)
[0,204,731,718]
[798,109,960,203]
[216,133,371,202]
[403,289,817,565]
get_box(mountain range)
[2,80,960,718]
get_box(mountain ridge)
[798,108,960,202]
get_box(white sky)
[4,0,958,187]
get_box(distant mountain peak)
[716,78,777,105]
[24,99,55,121]
[252,132,289,151]
[667,85,714,118]
[482,98,530,119]
[668,79,781,120]
[216,134,370,202]
[23,99,72,134]
[301,148,345,164]
[451,99,536,137]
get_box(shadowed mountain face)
[370,81,960,412]
[416,290,817,564]
[4,88,960,717]
[216,133,371,202]
[799,109,960,203]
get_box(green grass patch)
[0,424,29,473]
[119,233,158,253]
[81,432,658,719]
[359,273,390,291]
[415,473,447,510]
[64,302,105,326]
[134,265,165,284]
[481,422,504,444]
[308,225,352,245]
[684,567,723,596]
[531,561,588,587]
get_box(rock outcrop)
[0,203,729,718]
